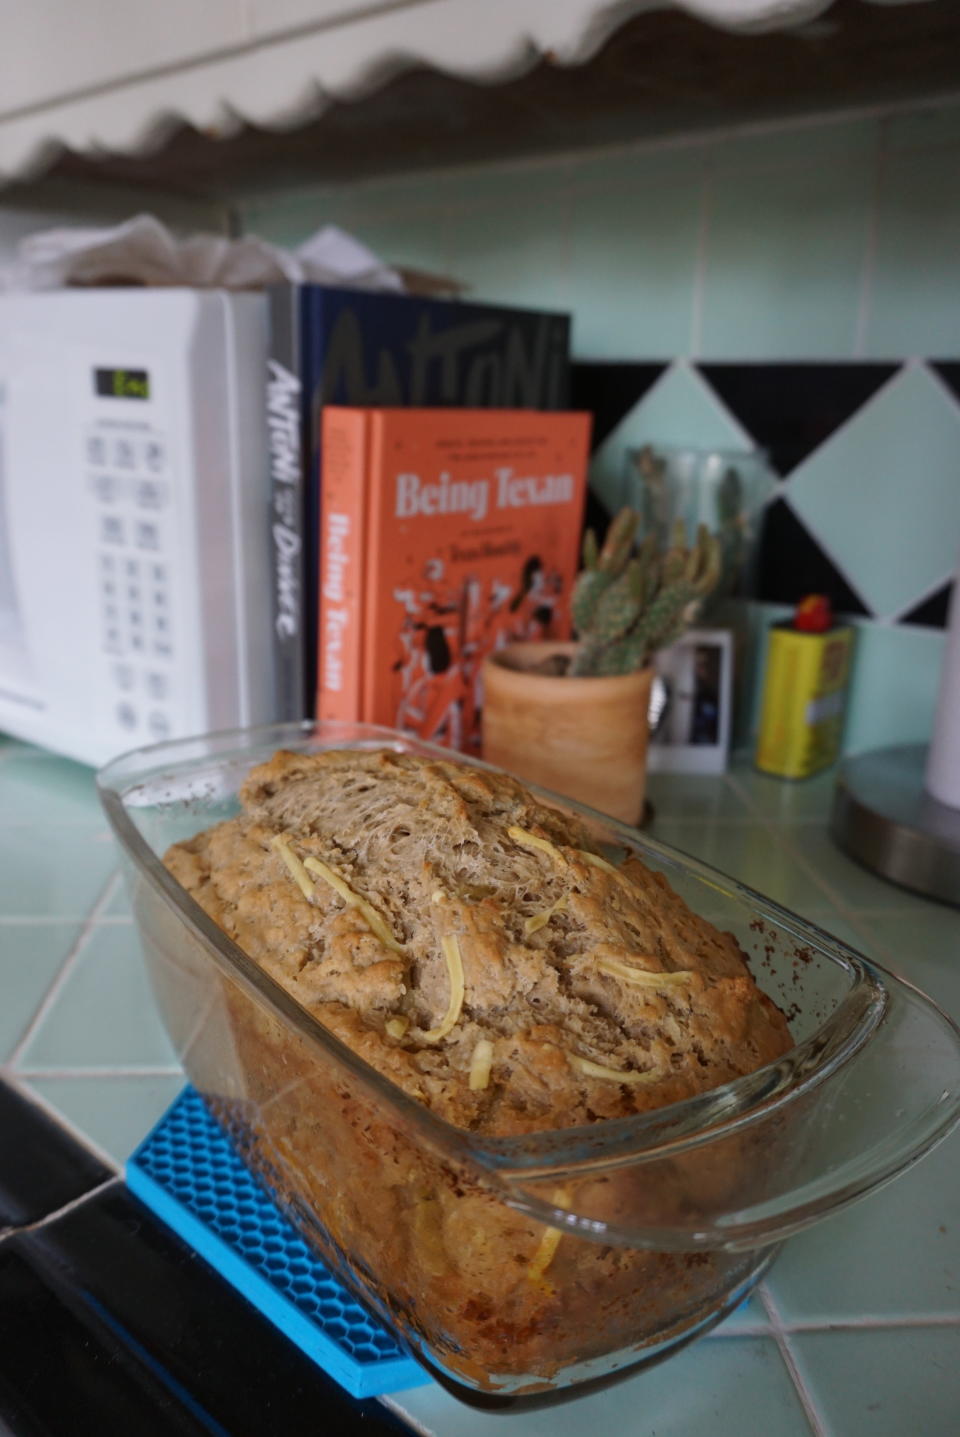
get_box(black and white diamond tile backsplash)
[568,362,667,448]
[901,583,954,629]
[754,500,871,618]
[573,359,960,628]
[697,364,900,480]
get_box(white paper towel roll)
[925,556,960,810]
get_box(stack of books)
[265,284,591,749]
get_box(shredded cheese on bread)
[421,934,465,1043]
[303,855,405,954]
[468,1038,494,1090]
[271,835,316,901]
[508,826,566,864]
[597,957,693,988]
[568,1054,662,1085]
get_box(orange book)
[317,407,591,751]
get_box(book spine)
[317,408,368,724]
[265,285,306,720]
[359,414,389,728]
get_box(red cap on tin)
[794,594,833,633]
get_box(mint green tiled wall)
[240,99,960,753]
[241,100,960,365]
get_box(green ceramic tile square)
[238,173,455,259]
[339,206,451,279]
[714,116,877,173]
[589,362,752,513]
[568,170,701,359]
[327,192,451,278]
[24,1073,184,1167]
[0,826,117,919]
[444,185,571,316]
[17,923,178,1071]
[648,818,833,917]
[0,753,102,825]
[712,1289,770,1333]
[868,145,960,356]
[645,771,752,824]
[0,922,79,1061]
[574,141,709,195]
[789,1327,960,1437]
[787,825,950,916]
[700,157,871,359]
[883,101,960,153]
[787,366,960,619]
[104,881,132,918]
[437,158,577,210]
[767,1133,960,1325]
[729,762,841,824]
[240,184,339,246]
[849,908,960,1023]
[842,621,946,756]
[387,1336,813,1437]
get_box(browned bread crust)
[165,747,791,1137]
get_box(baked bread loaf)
[163,747,793,1388]
[166,747,791,1132]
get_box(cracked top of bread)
[164,747,793,1137]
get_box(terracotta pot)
[481,642,654,827]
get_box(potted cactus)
[481,509,721,826]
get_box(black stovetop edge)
[0,1073,113,1231]
[0,1077,413,1436]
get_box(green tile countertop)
[1,733,958,1437]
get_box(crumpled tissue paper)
[0,212,405,292]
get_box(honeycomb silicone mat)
[126,1085,425,1398]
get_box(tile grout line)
[781,1313,960,1332]
[378,1395,434,1437]
[924,358,960,418]
[813,903,954,920]
[852,121,884,359]
[0,823,115,831]
[1,1069,121,1175]
[887,565,956,624]
[767,494,872,620]
[16,1065,184,1080]
[661,775,931,931]
[759,1284,830,1437]
[722,773,853,913]
[749,823,918,933]
[0,913,132,925]
[688,155,713,357]
[683,359,756,450]
[719,770,941,930]
[775,358,904,482]
[1,1175,121,1243]
[703,1323,772,1339]
[6,870,122,1069]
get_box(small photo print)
[648,628,733,774]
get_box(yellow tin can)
[755,603,855,780]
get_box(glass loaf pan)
[98,722,960,1409]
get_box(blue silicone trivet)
[126,1085,425,1398]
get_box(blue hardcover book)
[265,285,571,720]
